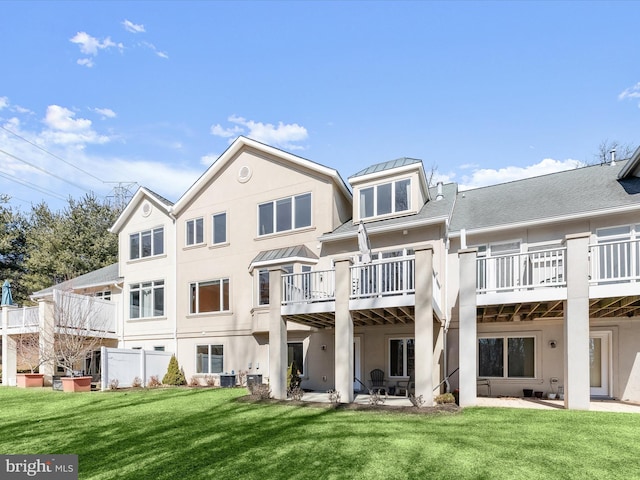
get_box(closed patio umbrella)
[357,221,372,263]
[1,280,14,305]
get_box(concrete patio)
[299,391,640,413]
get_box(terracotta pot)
[16,373,45,388]
[60,376,92,393]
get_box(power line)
[0,124,105,184]
[0,148,94,194]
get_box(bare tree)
[49,290,113,376]
[595,140,636,165]
[15,333,48,374]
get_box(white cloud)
[211,115,309,150]
[70,32,123,67]
[77,58,94,68]
[140,41,168,59]
[122,19,145,33]
[41,105,111,146]
[93,107,117,119]
[457,158,583,191]
[619,82,640,101]
[0,97,8,110]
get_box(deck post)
[415,245,434,405]
[458,248,478,407]
[334,257,354,403]
[1,305,17,386]
[563,233,591,410]
[268,267,287,400]
[39,299,55,385]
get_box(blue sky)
[2,1,640,211]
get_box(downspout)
[169,209,178,355]
[111,282,124,346]
[443,218,451,393]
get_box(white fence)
[100,347,173,390]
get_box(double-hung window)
[478,336,535,378]
[130,281,165,318]
[130,227,164,260]
[196,345,224,373]
[190,279,230,313]
[212,212,227,245]
[389,338,414,377]
[360,179,411,219]
[258,193,311,236]
[186,218,204,246]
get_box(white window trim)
[195,344,225,374]
[129,226,164,260]
[211,211,228,246]
[359,177,412,220]
[257,192,312,237]
[387,337,414,379]
[129,280,165,320]
[477,333,538,380]
[185,217,205,247]
[189,278,231,314]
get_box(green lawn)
[0,387,638,479]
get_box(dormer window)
[360,179,411,219]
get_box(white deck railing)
[590,239,640,284]
[6,306,39,328]
[351,257,415,299]
[53,290,117,333]
[282,269,336,305]
[477,247,566,294]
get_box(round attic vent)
[238,165,252,183]
[141,202,152,217]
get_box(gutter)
[169,208,179,355]
[319,215,449,242]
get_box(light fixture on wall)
[321,345,327,351]
[549,340,557,349]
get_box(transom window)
[186,218,204,246]
[130,280,165,319]
[212,212,227,245]
[196,345,224,373]
[258,193,311,236]
[190,279,230,314]
[389,338,414,377]
[360,179,410,219]
[130,227,164,260]
[478,336,535,378]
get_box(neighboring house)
[3,135,640,410]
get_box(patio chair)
[398,371,415,397]
[369,368,386,394]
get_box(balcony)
[476,240,640,322]
[281,256,443,327]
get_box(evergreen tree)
[0,195,28,303]
[162,355,186,385]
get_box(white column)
[414,245,434,405]
[458,248,478,407]
[2,305,17,386]
[334,258,354,403]
[564,233,591,410]
[268,267,287,400]
[38,299,55,385]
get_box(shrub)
[289,386,305,401]
[409,393,425,408]
[435,393,456,404]
[147,376,161,388]
[189,376,200,387]
[328,389,341,404]
[162,355,186,386]
[287,362,301,395]
[109,379,119,390]
[248,383,271,400]
[236,370,247,386]
[368,389,386,406]
[204,375,216,387]
[131,377,142,388]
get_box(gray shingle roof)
[449,160,640,233]
[349,158,422,179]
[32,263,121,297]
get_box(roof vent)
[435,182,444,201]
[610,149,616,166]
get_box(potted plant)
[15,333,46,388]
